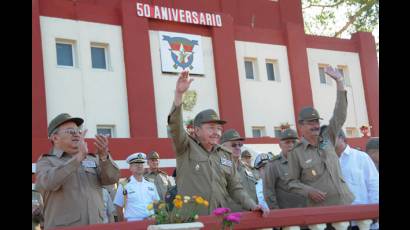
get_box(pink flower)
[213,207,231,216]
[224,213,241,224]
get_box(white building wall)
[235,41,296,138]
[149,30,220,138]
[306,48,369,136]
[40,16,130,137]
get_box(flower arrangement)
[279,122,291,131]
[147,195,209,224]
[212,208,241,230]
[360,124,372,136]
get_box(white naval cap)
[126,152,146,164]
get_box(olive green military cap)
[366,137,379,152]
[220,129,245,144]
[298,107,323,121]
[147,151,160,159]
[193,109,226,127]
[280,128,298,141]
[48,113,84,137]
[127,152,146,164]
[241,150,252,158]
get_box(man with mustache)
[167,70,269,216]
[287,66,354,230]
[35,113,120,229]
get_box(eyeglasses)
[55,128,82,135]
[231,143,243,148]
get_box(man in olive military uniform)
[263,128,307,210]
[167,70,269,216]
[241,150,253,168]
[220,129,260,211]
[35,113,120,229]
[287,66,354,230]
[144,151,175,201]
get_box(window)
[56,39,76,67]
[266,60,279,81]
[273,127,283,138]
[252,127,265,137]
[337,66,351,87]
[244,58,257,80]
[318,65,333,85]
[345,127,358,137]
[319,66,327,84]
[91,43,109,70]
[96,125,116,138]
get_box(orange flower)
[203,200,209,207]
[195,196,204,204]
[174,199,183,209]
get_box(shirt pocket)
[348,169,362,185]
[54,211,81,226]
[84,167,101,188]
[300,160,323,183]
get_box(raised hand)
[324,66,343,82]
[176,70,194,94]
[94,134,109,159]
[75,129,88,162]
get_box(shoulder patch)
[294,141,303,148]
[271,154,282,161]
[217,144,232,154]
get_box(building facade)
[32,0,379,176]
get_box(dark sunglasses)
[231,143,243,148]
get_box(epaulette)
[293,141,303,149]
[216,144,233,154]
[271,154,282,161]
[119,177,130,185]
[158,169,168,175]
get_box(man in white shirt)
[335,129,379,230]
[253,153,270,210]
[114,152,160,222]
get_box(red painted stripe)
[120,1,158,138]
[32,0,48,138]
[57,204,379,230]
[211,14,245,136]
[352,32,379,136]
[305,35,358,52]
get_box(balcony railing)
[59,204,379,230]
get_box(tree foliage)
[302,0,379,41]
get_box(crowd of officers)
[32,67,379,230]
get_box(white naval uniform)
[114,176,160,221]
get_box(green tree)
[302,0,379,51]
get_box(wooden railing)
[58,204,378,230]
